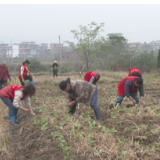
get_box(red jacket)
[117,76,139,96]
[18,65,28,79]
[0,84,24,102]
[0,65,10,81]
[84,72,99,84]
[128,68,140,76]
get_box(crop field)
[1,71,160,160]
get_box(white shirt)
[13,90,31,108]
[20,66,28,78]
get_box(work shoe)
[94,108,102,122]
[68,103,77,115]
[15,115,19,123]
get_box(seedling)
[155,142,160,147]
[135,141,140,149]
[117,136,128,149]
[94,149,103,156]
[151,129,158,134]
[145,132,152,136]
[88,133,92,139]
[41,122,48,131]
[149,119,156,123]
[34,116,40,126]
[124,127,131,131]
[119,151,127,159]
[63,152,73,160]
[51,131,59,138]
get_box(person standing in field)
[52,61,58,77]
[59,78,102,121]
[0,61,11,90]
[84,72,100,85]
[18,60,33,86]
[0,84,35,126]
[115,76,144,107]
[128,68,142,78]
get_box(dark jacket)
[52,63,58,71]
[124,79,144,97]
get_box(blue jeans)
[90,88,99,109]
[116,91,139,104]
[0,97,18,117]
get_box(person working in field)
[18,60,33,86]
[59,78,102,121]
[115,76,144,107]
[0,61,11,90]
[84,72,100,85]
[52,61,58,77]
[128,68,142,78]
[0,84,35,126]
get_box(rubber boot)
[94,108,102,122]
[29,81,33,84]
[15,115,18,123]
[68,103,77,115]
[115,102,121,108]
[9,116,17,126]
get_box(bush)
[29,59,47,72]
[59,66,73,73]
[133,51,156,72]
[157,49,160,68]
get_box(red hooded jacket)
[0,84,24,102]
[84,72,99,84]
[117,76,139,96]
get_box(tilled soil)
[1,75,160,160]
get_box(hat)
[59,78,70,90]
[53,61,58,63]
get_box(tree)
[106,33,128,56]
[66,22,105,70]
[157,49,160,68]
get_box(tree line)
[66,22,159,72]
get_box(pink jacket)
[0,65,10,81]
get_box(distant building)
[39,43,51,56]
[19,42,39,57]
[50,43,63,57]
[149,41,160,50]
[61,47,80,61]
[12,43,20,57]
[0,42,9,57]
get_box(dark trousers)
[53,70,58,77]
[20,75,32,86]
[0,79,7,89]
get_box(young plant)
[135,141,140,149]
[117,136,128,149]
[119,151,127,159]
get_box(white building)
[12,43,20,57]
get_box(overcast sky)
[0,4,160,45]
